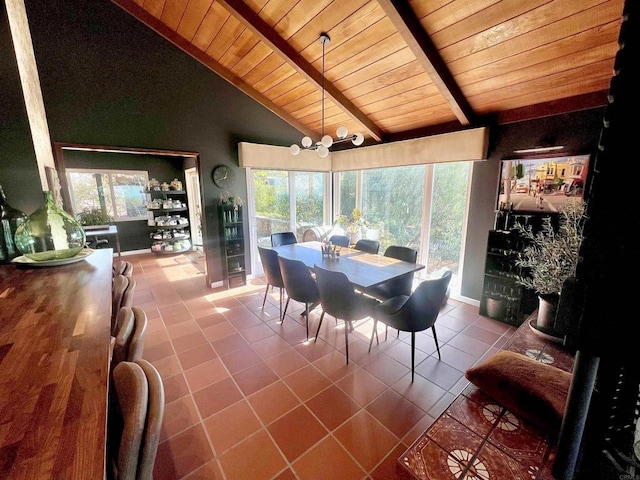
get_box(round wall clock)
[212,164,234,189]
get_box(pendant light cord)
[321,36,325,138]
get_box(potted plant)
[334,208,369,245]
[76,207,114,228]
[514,198,586,331]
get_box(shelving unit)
[479,229,537,326]
[219,204,245,288]
[146,189,192,254]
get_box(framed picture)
[497,154,590,213]
[45,166,64,209]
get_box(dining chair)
[363,245,418,301]
[354,239,380,254]
[113,260,134,278]
[135,359,165,480]
[270,231,297,247]
[278,256,320,340]
[111,306,148,368]
[369,270,452,381]
[112,275,137,336]
[258,246,285,319]
[328,234,350,247]
[107,359,164,480]
[313,264,380,364]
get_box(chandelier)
[290,33,364,158]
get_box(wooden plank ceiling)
[112,0,624,145]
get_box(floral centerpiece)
[334,208,369,244]
[219,191,244,210]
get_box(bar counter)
[0,249,113,479]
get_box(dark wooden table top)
[0,249,113,479]
[271,241,425,289]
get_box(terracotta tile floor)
[126,251,517,479]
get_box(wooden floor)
[126,250,517,479]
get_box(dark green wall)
[0,0,302,282]
[0,1,604,296]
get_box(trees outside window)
[66,169,148,222]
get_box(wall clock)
[212,164,234,189]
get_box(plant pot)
[486,298,506,320]
[536,293,559,331]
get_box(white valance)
[238,126,489,172]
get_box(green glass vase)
[0,185,28,263]
[14,191,86,261]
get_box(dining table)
[0,248,113,479]
[270,241,425,290]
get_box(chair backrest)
[109,361,148,480]
[113,306,148,367]
[328,235,350,247]
[271,231,297,247]
[112,275,130,336]
[380,246,419,297]
[314,264,362,321]
[109,360,165,480]
[402,270,453,331]
[135,360,165,480]
[258,246,284,288]
[384,245,418,263]
[354,239,380,254]
[278,256,319,304]
[113,260,134,278]
[122,277,136,309]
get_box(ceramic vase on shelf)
[14,191,86,261]
[0,185,27,263]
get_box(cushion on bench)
[465,350,571,433]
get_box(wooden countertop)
[0,249,113,479]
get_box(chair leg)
[279,288,283,320]
[282,297,290,322]
[368,318,378,352]
[411,332,416,382]
[314,311,325,343]
[262,284,269,308]
[432,325,441,360]
[344,320,349,364]
[304,303,309,341]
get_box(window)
[66,169,148,221]
[247,163,471,298]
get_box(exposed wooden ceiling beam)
[377,0,476,126]
[111,0,316,139]
[217,0,384,142]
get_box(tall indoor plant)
[514,198,586,331]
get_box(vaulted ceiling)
[112,0,624,146]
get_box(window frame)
[66,167,149,222]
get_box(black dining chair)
[369,270,452,381]
[314,264,380,364]
[278,256,320,341]
[271,231,297,247]
[363,245,418,301]
[258,246,285,319]
[354,239,380,254]
[328,234,350,247]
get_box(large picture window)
[66,169,148,221]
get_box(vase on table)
[14,191,86,261]
[0,185,27,263]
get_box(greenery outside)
[76,207,114,226]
